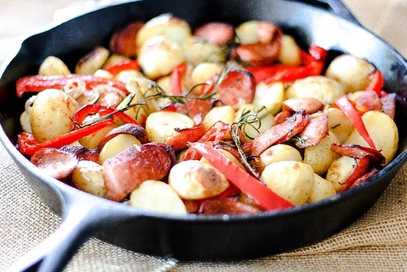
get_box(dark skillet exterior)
[1,0,407,264]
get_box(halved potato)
[136,13,191,51]
[72,160,107,198]
[146,111,194,143]
[307,174,336,203]
[252,81,284,115]
[261,161,315,205]
[259,144,302,167]
[344,110,398,165]
[99,134,142,165]
[129,180,187,215]
[325,156,356,192]
[203,106,235,131]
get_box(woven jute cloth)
[1,0,407,271]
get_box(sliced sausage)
[214,69,256,110]
[98,123,149,150]
[355,90,382,112]
[198,198,261,215]
[283,97,324,114]
[250,111,310,156]
[109,21,144,57]
[295,115,329,148]
[331,143,386,165]
[103,143,176,201]
[194,22,234,46]
[31,148,79,180]
[381,93,396,119]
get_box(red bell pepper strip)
[72,104,138,127]
[190,142,294,211]
[366,70,387,97]
[16,75,128,97]
[245,44,327,84]
[333,95,376,149]
[104,60,140,75]
[18,119,115,156]
[170,63,187,95]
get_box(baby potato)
[138,35,185,79]
[344,110,398,165]
[169,160,229,200]
[183,37,226,66]
[259,144,302,167]
[129,180,187,215]
[235,20,260,44]
[252,81,284,115]
[277,35,301,66]
[20,111,32,133]
[303,135,337,176]
[325,156,356,192]
[326,107,354,143]
[38,56,70,76]
[261,161,315,205]
[72,160,107,198]
[285,76,346,105]
[325,54,375,93]
[203,105,235,131]
[235,104,274,141]
[99,134,142,165]
[136,13,191,51]
[79,124,117,150]
[307,174,336,203]
[30,89,79,143]
[146,111,194,143]
[75,46,110,75]
[190,62,222,93]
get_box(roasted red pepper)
[72,104,138,127]
[245,44,327,84]
[18,119,115,156]
[333,95,376,149]
[190,142,294,211]
[104,60,140,75]
[366,70,387,97]
[170,63,187,95]
[16,75,128,97]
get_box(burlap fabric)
[1,0,407,271]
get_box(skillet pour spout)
[2,0,407,271]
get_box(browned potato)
[168,160,229,199]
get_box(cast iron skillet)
[2,0,407,271]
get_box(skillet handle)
[288,0,361,25]
[7,194,123,272]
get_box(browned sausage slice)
[215,69,256,110]
[194,22,234,46]
[250,111,309,156]
[31,148,79,180]
[283,97,324,114]
[381,93,396,119]
[103,143,176,201]
[295,115,329,148]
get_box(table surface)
[1,0,407,271]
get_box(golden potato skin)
[168,160,229,200]
[30,89,79,143]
